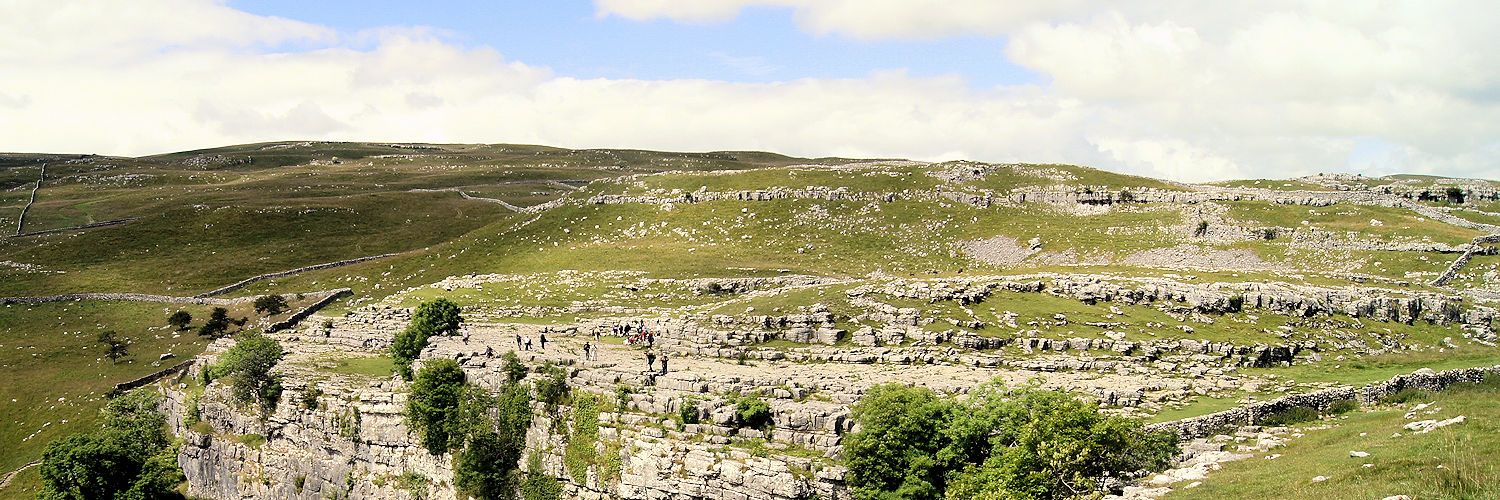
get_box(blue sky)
[1,1,1495,181]
[229,0,1038,86]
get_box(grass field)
[1166,375,1500,500]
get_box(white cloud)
[0,0,1496,181]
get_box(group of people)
[644,350,668,375]
[484,324,669,375]
[514,332,548,351]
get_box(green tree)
[735,393,772,429]
[844,385,955,499]
[253,294,289,315]
[455,382,533,499]
[845,382,1178,500]
[533,362,569,407]
[501,351,527,384]
[407,359,468,455]
[39,391,183,500]
[197,307,231,337]
[392,298,464,379]
[97,330,129,362]
[167,310,192,330]
[208,333,285,413]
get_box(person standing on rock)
[646,351,656,373]
[582,342,592,361]
[524,337,532,351]
[658,354,668,375]
[539,332,547,350]
[515,334,522,348]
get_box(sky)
[1,1,1497,182]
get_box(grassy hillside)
[0,141,1497,498]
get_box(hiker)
[524,337,532,351]
[646,351,656,372]
[539,332,547,350]
[658,354,668,375]
[582,342,591,361]
[485,346,493,357]
[462,331,470,344]
[515,334,522,348]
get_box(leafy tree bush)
[1255,406,1320,426]
[735,393,772,429]
[300,382,322,410]
[407,359,469,455]
[679,398,701,425]
[1194,220,1210,237]
[392,298,464,379]
[96,330,129,362]
[207,333,285,413]
[845,382,1178,500]
[254,294,289,315]
[1445,186,1465,204]
[1327,399,1359,415]
[533,362,570,407]
[521,454,563,500]
[167,310,192,330]
[454,382,533,499]
[198,307,231,337]
[1379,387,1432,405]
[39,391,184,500]
[501,351,527,384]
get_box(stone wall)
[196,253,398,298]
[1147,364,1500,439]
[266,289,351,333]
[1431,234,1500,286]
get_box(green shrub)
[845,382,1178,500]
[300,382,322,410]
[1194,220,1210,237]
[614,385,635,410]
[534,362,569,407]
[1255,406,1320,426]
[184,391,203,427]
[254,294,289,315]
[336,407,362,441]
[1379,387,1433,405]
[392,298,465,379]
[1327,399,1359,415]
[208,333,285,413]
[565,393,602,484]
[39,391,184,500]
[454,382,532,500]
[168,310,193,330]
[735,393,772,429]
[502,351,527,384]
[679,398,701,425]
[236,433,267,449]
[396,471,429,500]
[520,455,563,500]
[406,359,468,455]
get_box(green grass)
[1166,375,1500,500]
[0,301,222,476]
[1223,201,1485,246]
[317,355,396,378]
[1247,348,1500,386]
[1446,209,1500,227]
[1212,179,1334,191]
